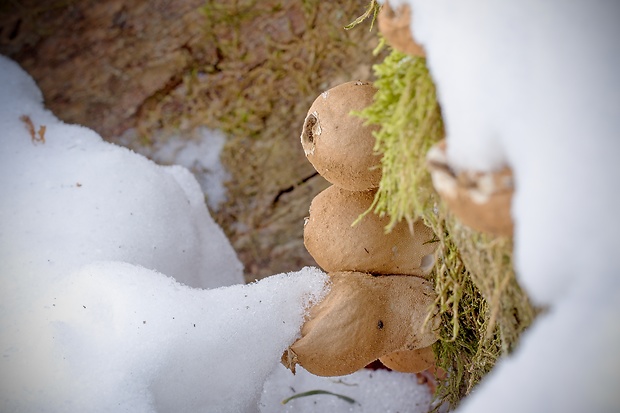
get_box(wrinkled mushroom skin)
[379,345,435,373]
[377,1,426,58]
[427,140,514,236]
[301,81,382,191]
[282,271,439,377]
[304,185,438,276]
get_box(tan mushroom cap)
[304,185,438,276]
[300,81,382,191]
[379,345,435,373]
[378,1,426,58]
[282,271,439,377]
[427,140,514,236]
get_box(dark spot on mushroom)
[377,320,384,330]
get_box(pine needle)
[282,389,356,405]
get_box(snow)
[0,55,434,412]
[0,57,242,290]
[390,0,620,411]
[132,127,231,211]
[5,262,330,412]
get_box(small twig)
[20,115,46,144]
[38,125,47,142]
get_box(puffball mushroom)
[378,1,426,58]
[304,185,437,276]
[379,345,435,373]
[426,140,514,236]
[300,81,382,191]
[282,271,439,377]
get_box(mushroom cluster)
[282,81,440,377]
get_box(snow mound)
[0,55,333,412]
[0,55,243,291]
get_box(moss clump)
[355,47,539,409]
[356,50,443,231]
[428,206,538,408]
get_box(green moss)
[428,206,538,409]
[356,50,443,231]
[355,48,539,410]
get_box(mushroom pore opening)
[301,112,320,155]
